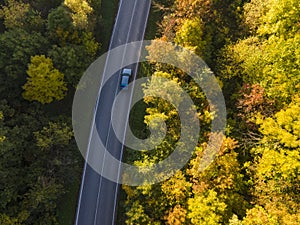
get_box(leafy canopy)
[22,55,67,104]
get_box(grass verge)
[57,178,81,225]
[98,0,119,53]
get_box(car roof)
[121,75,129,86]
[122,75,129,82]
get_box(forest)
[0,0,103,224]
[0,0,299,224]
[120,0,300,224]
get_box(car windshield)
[122,69,131,76]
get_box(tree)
[159,0,246,68]
[174,18,207,58]
[0,111,5,143]
[22,55,67,104]
[0,0,30,29]
[161,171,191,204]
[242,98,300,225]
[0,101,46,225]
[187,190,227,225]
[234,35,300,103]
[0,0,97,223]
[121,0,300,224]
[257,0,300,38]
[241,204,300,225]
[0,29,48,99]
[48,35,99,86]
[0,214,22,225]
[243,0,270,32]
[47,5,74,43]
[0,99,79,224]
[28,0,62,18]
[222,0,300,104]
[125,201,160,225]
[165,204,187,225]
[0,0,44,31]
[64,0,93,29]
[188,137,249,220]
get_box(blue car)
[120,68,132,89]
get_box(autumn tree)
[121,0,300,224]
[242,98,300,224]
[22,55,67,104]
[220,0,300,104]
[165,204,187,225]
[174,18,208,58]
[187,190,227,225]
[64,0,93,29]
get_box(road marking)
[111,0,152,224]
[93,0,139,224]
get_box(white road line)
[112,0,152,224]
[74,0,124,224]
[93,0,139,224]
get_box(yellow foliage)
[23,55,67,104]
[64,0,93,28]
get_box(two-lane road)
[74,0,151,224]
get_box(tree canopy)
[22,55,67,104]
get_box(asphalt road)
[74,0,151,224]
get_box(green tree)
[0,99,78,224]
[0,0,30,29]
[0,214,22,225]
[0,101,46,224]
[48,35,99,86]
[28,0,62,18]
[22,55,67,104]
[0,111,5,143]
[47,5,74,43]
[0,29,48,99]
[0,0,44,31]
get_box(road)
[74,0,151,224]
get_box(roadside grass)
[57,178,81,225]
[116,3,163,224]
[98,0,119,54]
[57,0,119,224]
[144,3,162,40]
